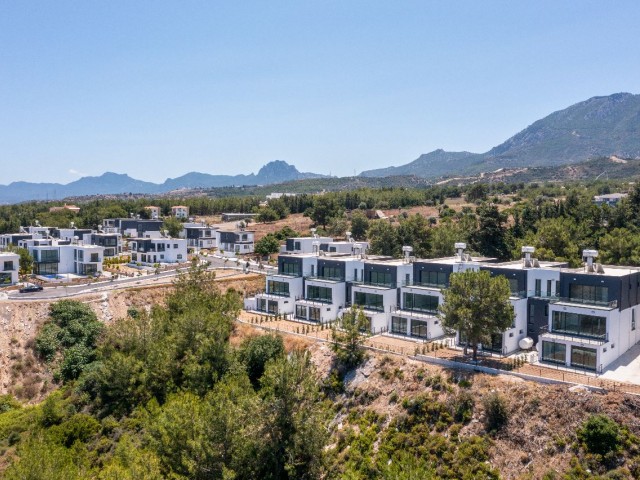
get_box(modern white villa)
[246,238,640,373]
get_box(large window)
[3,261,14,271]
[569,284,609,305]
[39,249,59,263]
[0,272,11,285]
[34,263,58,275]
[410,319,429,339]
[552,311,606,339]
[368,271,392,287]
[419,270,449,287]
[268,280,290,297]
[268,301,278,314]
[90,253,100,262]
[296,305,307,320]
[309,307,320,322]
[507,278,519,295]
[542,341,566,364]
[391,316,407,335]
[280,261,300,276]
[403,292,439,313]
[306,285,332,303]
[320,266,342,280]
[354,291,384,311]
[571,346,597,370]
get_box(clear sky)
[1,1,640,184]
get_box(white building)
[29,242,105,276]
[0,252,20,286]
[181,223,218,251]
[171,205,189,219]
[217,230,255,255]
[129,237,187,265]
[538,250,640,372]
[145,206,161,219]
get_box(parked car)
[19,284,43,293]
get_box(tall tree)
[439,270,515,361]
[471,204,511,260]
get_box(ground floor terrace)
[237,310,640,395]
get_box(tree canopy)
[439,269,515,360]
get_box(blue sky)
[1,1,639,184]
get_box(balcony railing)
[272,272,302,278]
[295,296,332,305]
[304,275,345,282]
[403,280,448,289]
[352,280,396,289]
[551,297,618,309]
[539,325,609,343]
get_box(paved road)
[2,254,274,301]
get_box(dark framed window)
[419,270,448,287]
[403,292,438,313]
[369,271,392,287]
[268,300,278,314]
[353,291,384,311]
[321,266,342,280]
[268,280,290,296]
[569,284,609,305]
[307,285,332,303]
[552,311,606,339]
[280,262,300,276]
[296,304,307,319]
[309,307,320,322]
[571,346,597,370]
[542,341,566,364]
[3,261,14,271]
[391,316,407,335]
[410,319,428,339]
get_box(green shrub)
[577,414,622,456]
[482,392,509,433]
[451,391,475,423]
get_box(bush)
[577,414,622,456]
[451,391,475,423]
[483,392,509,433]
[238,334,285,387]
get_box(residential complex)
[246,240,640,373]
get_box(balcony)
[352,280,397,289]
[305,275,345,283]
[404,280,447,289]
[295,296,332,305]
[552,297,618,309]
[539,325,608,344]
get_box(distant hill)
[0,160,326,204]
[361,92,640,178]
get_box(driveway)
[600,343,640,385]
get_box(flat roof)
[484,259,567,271]
[561,265,640,277]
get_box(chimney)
[522,246,535,268]
[353,243,362,257]
[312,240,320,256]
[454,242,466,262]
[583,249,598,272]
[310,227,317,239]
[345,231,353,242]
[402,245,413,263]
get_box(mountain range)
[0,161,324,204]
[3,93,640,204]
[360,92,640,178]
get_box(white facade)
[171,206,189,219]
[29,243,105,276]
[129,238,188,265]
[0,252,20,286]
[217,230,255,255]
